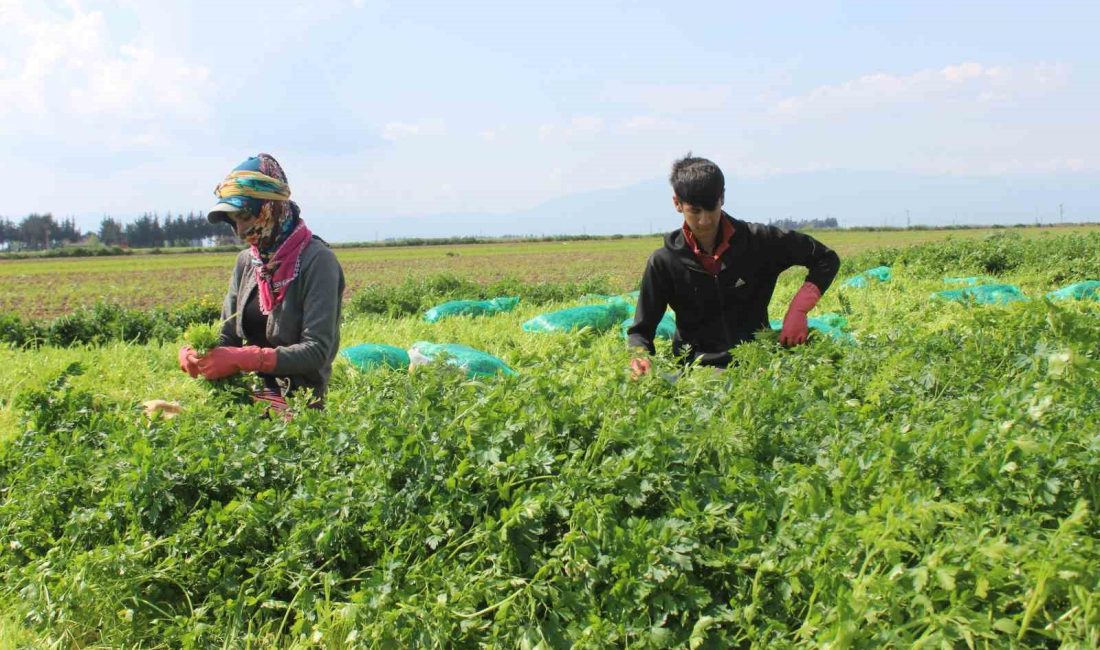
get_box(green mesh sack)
[811,312,849,330]
[582,293,637,312]
[579,293,615,303]
[522,302,633,333]
[944,276,995,286]
[408,341,516,378]
[770,316,856,344]
[1046,281,1100,302]
[341,344,410,371]
[620,311,676,340]
[933,283,1027,305]
[841,265,892,289]
[423,297,520,323]
[866,266,892,282]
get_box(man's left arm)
[766,227,841,346]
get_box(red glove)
[779,282,821,347]
[178,346,201,378]
[196,346,278,380]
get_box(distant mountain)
[316,170,1100,242]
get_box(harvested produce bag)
[408,341,516,378]
[770,313,856,344]
[620,311,676,340]
[522,302,633,333]
[1046,280,1100,302]
[341,344,411,371]
[841,265,892,289]
[933,283,1027,305]
[944,276,995,286]
[423,297,520,323]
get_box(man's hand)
[178,346,201,378]
[197,346,278,380]
[630,357,652,379]
[779,282,822,347]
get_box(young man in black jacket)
[628,155,840,377]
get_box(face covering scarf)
[250,218,313,315]
[215,154,313,314]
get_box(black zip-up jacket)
[627,214,840,368]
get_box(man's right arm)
[627,252,671,358]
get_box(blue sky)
[1,0,1097,238]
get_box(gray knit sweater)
[218,236,345,398]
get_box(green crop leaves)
[183,322,221,357]
[0,234,1098,647]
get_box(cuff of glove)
[789,281,822,313]
[240,346,278,374]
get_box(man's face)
[674,195,723,241]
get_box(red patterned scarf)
[250,221,313,314]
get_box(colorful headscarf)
[214,153,313,314]
[215,170,290,203]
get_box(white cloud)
[601,82,736,114]
[620,115,682,132]
[0,1,211,141]
[381,119,446,141]
[478,128,500,141]
[70,44,208,119]
[772,61,1068,118]
[538,116,604,141]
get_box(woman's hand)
[197,346,278,380]
[178,346,201,378]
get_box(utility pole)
[1059,203,1064,224]
[906,209,911,229]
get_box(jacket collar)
[664,212,744,274]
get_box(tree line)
[0,213,232,251]
[768,217,840,230]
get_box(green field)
[1,230,1098,647]
[2,225,1097,319]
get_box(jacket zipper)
[713,273,729,347]
[687,264,731,355]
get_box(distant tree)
[55,216,81,244]
[99,216,124,245]
[19,213,57,250]
[0,217,17,248]
[125,213,155,248]
[769,217,839,230]
[150,215,164,247]
[162,213,183,246]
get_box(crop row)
[0,232,1097,647]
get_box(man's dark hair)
[669,153,725,211]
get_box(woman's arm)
[218,253,245,347]
[272,247,344,375]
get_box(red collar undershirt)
[682,217,734,275]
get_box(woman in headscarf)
[178,153,345,409]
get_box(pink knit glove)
[197,346,278,380]
[779,282,822,347]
